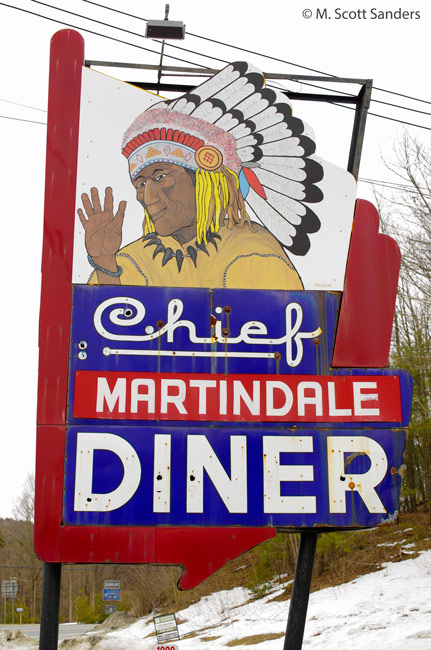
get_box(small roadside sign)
[153,613,180,643]
[102,589,121,601]
[104,580,120,589]
[105,605,116,615]
[1,580,18,598]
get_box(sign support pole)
[283,531,318,650]
[39,563,62,650]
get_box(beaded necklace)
[142,230,221,272]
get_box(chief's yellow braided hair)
[143,166,251,244]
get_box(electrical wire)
[30,0,229,68]
[81,0,149,24]
[360,177,430,191]
[0,114,46,125]
[331,102,431,132]
[34,0,431,128]
[282,79,431,118]
[365,110,431,132]
[0,2,212,70]
[78,0,431,107]
[359,178,431,198]
[0,97,46,113]
[82,0,334,76]
[2,2,431,132]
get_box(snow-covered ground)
[2,550,431,649]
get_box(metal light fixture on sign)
[145,4,185,40]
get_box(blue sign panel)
[69,286,339,379]
[63,424,406,529]
[103,589,121,601]
[64,287,411,532]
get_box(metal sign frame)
[84,60,372,182]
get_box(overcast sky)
[0,0,430,518]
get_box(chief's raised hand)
[78,187,126,259]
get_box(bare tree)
[13,473,35,523]
[378,131,431,516]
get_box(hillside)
[153,510,431,615]
[101,548,431,649]
[0,510,429,648]
[1,537,429,648]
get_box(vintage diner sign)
[35,30,412,589]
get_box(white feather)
[164,97,197,115]
[257,123,293,143]
[186,103,224,123]
[271,90,294,107]
[214,78,259,110]
[236,145,257,162]
[234,134,261,148]
[262,160,307,182]
[182,64,243,103]
[243,106,284,132]
[254,155,309,168]
[232,95,272,120]
[253,168,308,201]
[246,191,298,245]
[214,113,241,131]
[244,201,264,227]
[259,138,307,157]
[228,123,254,140]
[262,188,306,223]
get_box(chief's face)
[132,162,196,238]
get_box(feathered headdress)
[122,61,324,256]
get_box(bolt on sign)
[35,30,412,590]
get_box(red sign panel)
[73,371,401,423]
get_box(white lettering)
[130,378,155,413]
[96,377,126,413]
[94,297,322,367]
[74,432,141,511]
[263,436,316,513]
[219,380,227,415]
[297,381,323,416]
[233,381,260,415]
[328,436,387,513]
[189,380,217,414]
[328,381,352,416]
[266,381,293,416]
[186,436,247,513]
[285,304,321,367]
[153,434,171,513]
[353,382,379,416]
[160,379,187,414]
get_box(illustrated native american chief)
[78,62,325,290]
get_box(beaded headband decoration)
[122,107,241,180]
